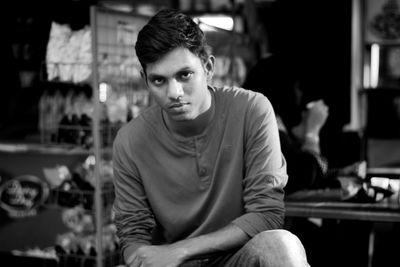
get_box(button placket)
[199,167,207,176]
[194,137,210,186]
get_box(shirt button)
[199,168,207,176]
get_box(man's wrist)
[304,132,319,143]
[124,244,146,265]
[126,251,136,265]
[302,132,321,154]
[169,241,191,262]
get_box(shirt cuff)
[231,212,283,238]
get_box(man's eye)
[180,71,193,80]
[152,78,164,85]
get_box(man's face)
[143,47,214,122]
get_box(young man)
[112,8,309,267]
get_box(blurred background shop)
[0,0,399,267]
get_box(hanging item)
[46,22,92,83]
[0,175,49,218]
[367,0,400,42]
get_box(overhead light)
[193,15,234,32]
[370,43,380,88]
[136,4,157,16]
[100,1,133,13]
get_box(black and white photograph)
[0,1,399,267]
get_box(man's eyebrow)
[177,67,193,73]
[147,73,165,80]
[147,66,193,79]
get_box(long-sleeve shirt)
[112,86,288,255]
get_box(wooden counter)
[285,189,400,222]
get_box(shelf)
[368,167,400,177]
[39,80,92,89]
[56,251,122,267]
[0,6,147,267]
[4,248,123,267]
[364,41,400,46]
[46,184,115,212]
[39,121,122,150]
[0,143,92,155]
[0,251,58,267]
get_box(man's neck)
[164,90,214,138]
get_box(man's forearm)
[124,223,250,266]
[172,223,250,262]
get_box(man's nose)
[167,79,184,100]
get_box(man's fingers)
[126,253,141,267]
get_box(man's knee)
[246,229,310,267]
[253,229,301,246]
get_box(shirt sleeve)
[232,93,288,237]
[112,129,156,255]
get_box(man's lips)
[169,102,187,109]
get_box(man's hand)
[292,100,329,141]
[124,223,249,267]
[126,244,187,267]
[303,99,329,134]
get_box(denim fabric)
[180,230,310,267]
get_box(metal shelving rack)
[90,6,150,267]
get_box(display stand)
[89,6,149,267]
[0,5,150,267]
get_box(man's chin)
[170,114,192,122]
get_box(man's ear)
[205,55,215,81]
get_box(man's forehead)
[145,48,203,77]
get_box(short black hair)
[135,8,210,71]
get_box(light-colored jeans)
[180,229,310,267]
